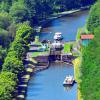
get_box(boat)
[63,75,75,86]
[54,32,63,40]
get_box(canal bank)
[26,10,89,100]
[39,6,90,27]
[73,56,82,100]
[35,7,90,32]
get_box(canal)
[26,10,89,100]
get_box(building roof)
[81,34,94,40]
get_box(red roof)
[81,34,94,40]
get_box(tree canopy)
[80,1,100,99]
[0,0,97,99]
[87,1,100,32]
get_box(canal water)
[26,10,89,100]
[40,10,89,42]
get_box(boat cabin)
[54,32,63,40]
[63,75,75,86]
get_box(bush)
[2,56,24,74]
[0,72,17,100]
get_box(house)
[81,34,94,46]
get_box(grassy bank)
[73,56,83,100]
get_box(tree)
[10,2,29,23]
[0,72,17,100]
[0,12,12,29]
[87,1,100,32]
[2,56,24,74]
[16,22,33,44]
[0,12,16,47]
[80,1,100,99]
[0,46,7,68]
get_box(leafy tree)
[16,22,33,44]
[10,41,26,59]
[2,56,24,74]
[80,0,96,6]
[0,12,16,47]
[0,46,7,68]
[0,28,9,47]
[0,72,17,100]
[0,12,12,29]
[80,26,100,100]
[87,1,100,32]
[10,2,29,23]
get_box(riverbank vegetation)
[0,22,33,99]
[79,1,100,100]
[0,0,97,99]
[64,42,73,53]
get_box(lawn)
[32,51,49,57]
[76,28,82,41]
[64,42,73,53]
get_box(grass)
[34,41,42,45]
[73,57,81,82]
[64,43,71,53]
[32,51,49,57]
[64,42,73,53]
[76,28,82,41]
[72,56,83,100]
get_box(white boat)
[54,32,63,40]
[63,75,75,86]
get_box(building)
[81,34,94,46]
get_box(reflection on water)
[64,85,74,91]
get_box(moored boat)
[63,75,75,86]
[54,32,63,40]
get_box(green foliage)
[3,56,24,74]
[0,1,11,12]
[0,46,7,61]
[80,27,100,100]
[80,1,100,99]
[0,12,16,47]
[76,28,82,41]
[10,41,26,59]
[0,72,17,100]
[10,2,28,23]
[0,12,12,29]
[0,22,33,99]
[24,0,96,25]
[87,1,100,32]
[0,0,97,99]
[16,22,33,44]
[64,43,72,53]
[0,28,9,47]
[2,22,33,74]
[0,46,7,68]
